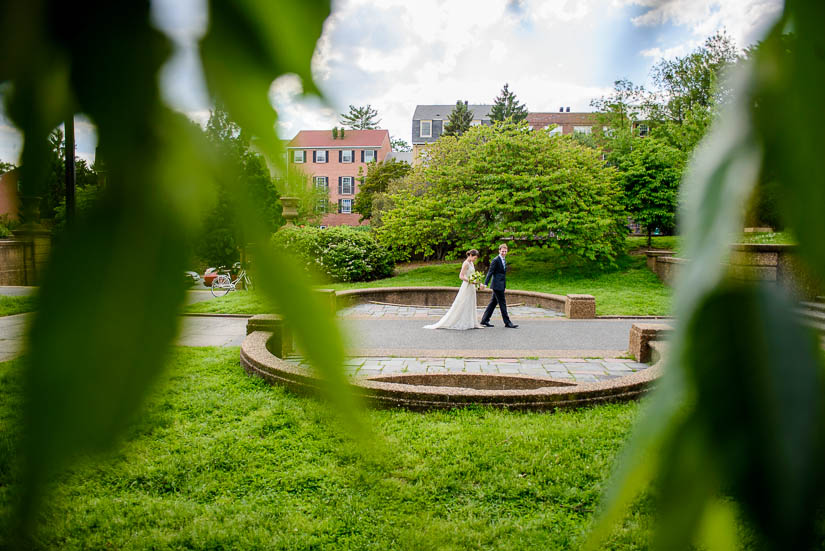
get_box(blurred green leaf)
[200,0,331,158]
[685,284,825,548]
[0,0,345,545]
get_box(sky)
[0,0,782,165]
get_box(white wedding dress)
[424,261,482,330]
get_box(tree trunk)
[647,228,652,248]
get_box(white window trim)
[341,199,352,214]
[548,125,563,136]
[293,150,305,163]
[342,150,354,163]
[316,150,327,163]
[341,176,354,195]
[573,126,592,135]
[420,120,432,138]
[364,150,376,163]
[314,176,328,190]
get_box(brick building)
[411,105,602,164]
[286,129,392,227]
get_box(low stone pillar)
[315,288,337,314]
[629,323,672,363]
[565,294,595,319]
[646,250,675,272]
[246,314,292,358]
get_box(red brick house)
[286,129,391,227]
[526,110,601,135]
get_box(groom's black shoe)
[504,323,519,329]
[481,322,494,327]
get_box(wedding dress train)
[423,263,480,330]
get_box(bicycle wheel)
[211,274,232,297]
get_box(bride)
[424,249,484,330]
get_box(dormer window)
[420,120,432,138]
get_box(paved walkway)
[284,355,650,383]
[0,303,642,367]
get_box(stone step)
[648,340,668,366]
[800,301,825,314]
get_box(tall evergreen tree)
[442,100,474,137]
[489,83,528,123]
[339,104,381,129]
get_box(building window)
[573,126,592,135]
[364,150,376,163]
[293,150,305,163]
[548,125,563,136]
[316,199,328,213]
[420,120,432,138]
[341,149,354,163]
[637,124,649,137]
[341,176,354,195]
[341,199,352,214]
[470,120,481,126]
[319,225,327,229]
[314,176,328,190]
[315,150,327,163]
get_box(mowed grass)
[0,349,652,550]
[0,294,37,317]
[187,246,672,317]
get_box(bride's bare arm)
[459,261,470,282]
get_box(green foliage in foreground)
[0,295,37,317]
[0,349,651,550]
[186,250,671,316]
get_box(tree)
[489,83,528,123]
[614,136,685,246]
[198,105,284,267]
[590,79,648,133]
[390,136,412,152]
[376,122,627,264]
[442,100,474,137]
[36,128,98,222]
[647,31,739,151]
[339,104,381,129]
[353,158,411,222]
[0,160,15,173]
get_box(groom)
[480,243,518,329]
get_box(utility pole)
[65,115,76,224]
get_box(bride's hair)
[466,249,479,257]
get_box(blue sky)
[0,0,782,165]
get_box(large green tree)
[442,100,474,137]
[489,83,528,123]
[376,122,627,264]
[353,157,411,222]
[339,104,381,129]
[614,136,685,246]
[198,105,284,267]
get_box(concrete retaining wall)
[0,229,50,285]
[334,287,595,319]
[646,244,823,298]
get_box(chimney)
[566,106,570,112]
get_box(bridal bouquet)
[469,271,485,289]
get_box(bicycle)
[210,263,253,297]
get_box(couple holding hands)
[424,243,519,331]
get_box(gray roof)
[413,104,493,121]
[386,151,414,164]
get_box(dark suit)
[481,255,511,325]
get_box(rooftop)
[287,129,390,148]
[413,104,493,120]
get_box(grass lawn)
[0,294,37,317]
[0,348,652,550]
[186,248,672,317]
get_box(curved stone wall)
[334,287,595,319]
[240,330,660,411]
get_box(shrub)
[272,225,394,282]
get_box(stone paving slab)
[283,355,650,383]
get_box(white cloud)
[617,0,782,50]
